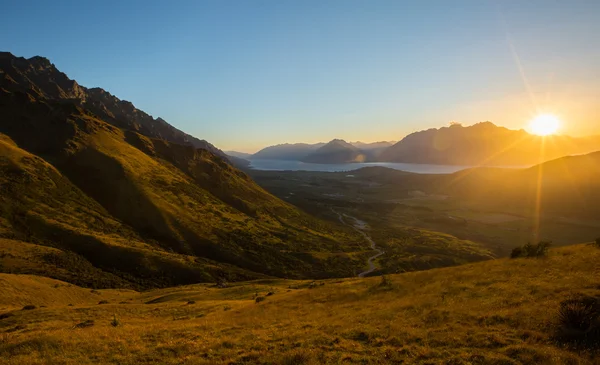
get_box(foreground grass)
[1,244,599,364]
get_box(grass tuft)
[555,295,600,349]
[281,350,312,365]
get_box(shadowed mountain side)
[379,122,600,165]
[0,134,266,288]
[0,85,366,287]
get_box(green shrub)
[510,241,551,258]
[110,315,120,327]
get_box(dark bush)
[255,296,266,303]
[98,300,109,305]
[187,300,196,305]
[0,312,14,320]
[510,241,551,258]
[216,278,228,288]
[21,305,36,311]
[74,320,95,328]
[593,238,600,248]
[510,246,524,258]
[555,295,600,349]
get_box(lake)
[248,159,476,174]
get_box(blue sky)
[3,0,600,152]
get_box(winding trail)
[332,209,385,278]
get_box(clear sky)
[3,0,600,152]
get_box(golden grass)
[1,244,599,364]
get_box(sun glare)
[529,114,560,136]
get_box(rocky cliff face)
[0,52,228,160]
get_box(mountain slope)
[350,141,394,160]
[301,139,366,164]
[0,53,366,288]
[380,122,600,165]
[440,151,600,219]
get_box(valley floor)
[1,244,599,364]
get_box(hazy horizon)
[4,0,600,152]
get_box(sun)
[529,114,560,136]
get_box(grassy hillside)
[0,87,367,288]
[0,243,599,364]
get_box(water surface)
[249,159,476,174]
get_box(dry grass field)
[1,244,599,364]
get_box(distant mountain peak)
[301,138,365,164]
[28,55,52,67]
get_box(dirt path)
[332,209,384,278]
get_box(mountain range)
[246,140,393,163]
[379,122,600,165]
[234,123,600,166]
[0,52,366,288]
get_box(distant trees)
[510,241,552,258]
